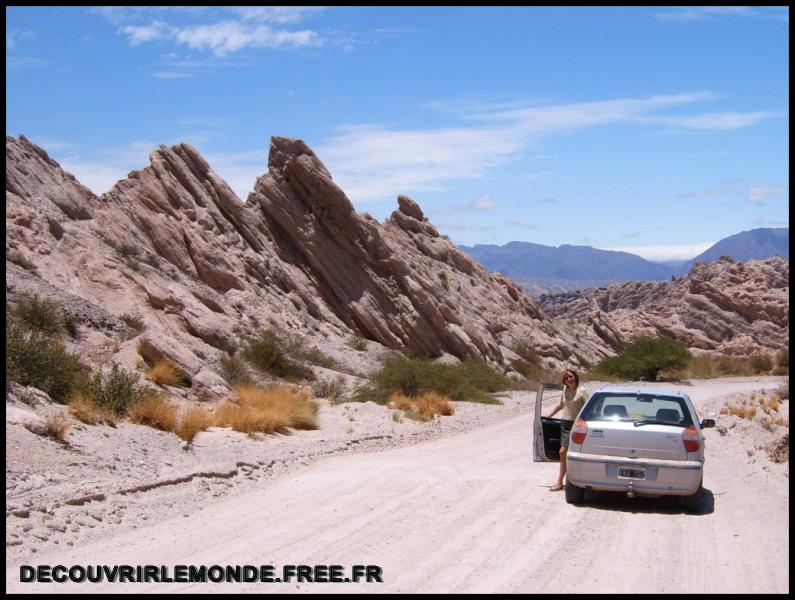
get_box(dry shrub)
[767,434,789,463]
[387,391,454,420]
[175,406,213,443]
[214,384,318,434]
[28,413,71,442]
[724,404,757,419]
[687,354,717,379]
[388,392,415,411]
[768,394,782,411]
[127,395,177,431]
[414,391,454,419]
[68,394,117,426]
[146,359,189,387]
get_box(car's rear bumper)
[566,451,703,496]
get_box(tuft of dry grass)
[722,404,757,419]
[388,392,415,412]
[127,395,178,432]
[175,406,213,443]
[214,384,319,434]
[387,391,454,421]
[27,413,71,442]
[146,359,189,387]
[414,391,455,419]
[68,394,118,426]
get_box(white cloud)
[647,111,780,130]
[436,193,496,216]
[746,185,789,205]
[173,21,320,56]
[31,138,72,152]
[606,242,715,262]
[655,7,789,22]
[318,92,779,202]
[203,149,268,200]
[152,71,195,78]
[58,159,131,195]
[122,21,170,45]
[230,7,325,24]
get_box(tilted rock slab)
[7,134,614,400]
[538,257,789,355]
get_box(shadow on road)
[579,487,715,516]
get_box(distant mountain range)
[460,227,789,295]
[676,227,789,274]
[459,242,677,284]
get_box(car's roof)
[589,386,690,399]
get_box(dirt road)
[6,378,789,593]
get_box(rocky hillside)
[6,135,614,400]
[538,256,789,355]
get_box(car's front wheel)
[682,480,704,513]
[565,479,586,504]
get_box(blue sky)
[6,6,789,261]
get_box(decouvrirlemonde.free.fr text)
[20,564,383,584]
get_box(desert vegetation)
[388,391,454,421]
[346,331,368,351]
[214,384,319,434]
[353,356,512,405]
[145,358,191,388]
[658,349,789,380]
[312,375,347,402]
[6,293,89,404]
[592,335,692,381]
[241,328,315,381]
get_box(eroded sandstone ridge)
[7,134,614,398]
[539,257,789,355]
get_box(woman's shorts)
[560,419,575,448]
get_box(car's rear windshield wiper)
[632,418,686,428]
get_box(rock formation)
[539,256,789,355]
[6,134,614,400]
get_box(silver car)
[533,383,715,510]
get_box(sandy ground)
[6,376,789,593]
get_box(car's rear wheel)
[565,478,586,504]
[682,479,704,513]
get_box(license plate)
[617,466,646,480]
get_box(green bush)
[219,351,253,386]
[312,375,347,402]
[242,329,314,381]
[356,356,509,404]
[750,353,773,374]
[6,324,90,403]
[10,293,68,336]
[80,363,156,414]
[594,335,691,381]
[346,332,368,352]
[301,346,337,369]
[119,313,146,334]
[777,348,789,368]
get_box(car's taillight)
[683,425,700,452]
[570,419,588,445]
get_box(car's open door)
[533,382,564,462]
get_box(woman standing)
[547,369,588,492]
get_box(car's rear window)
[580,393,694,426]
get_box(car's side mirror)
[701,419,716,429]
